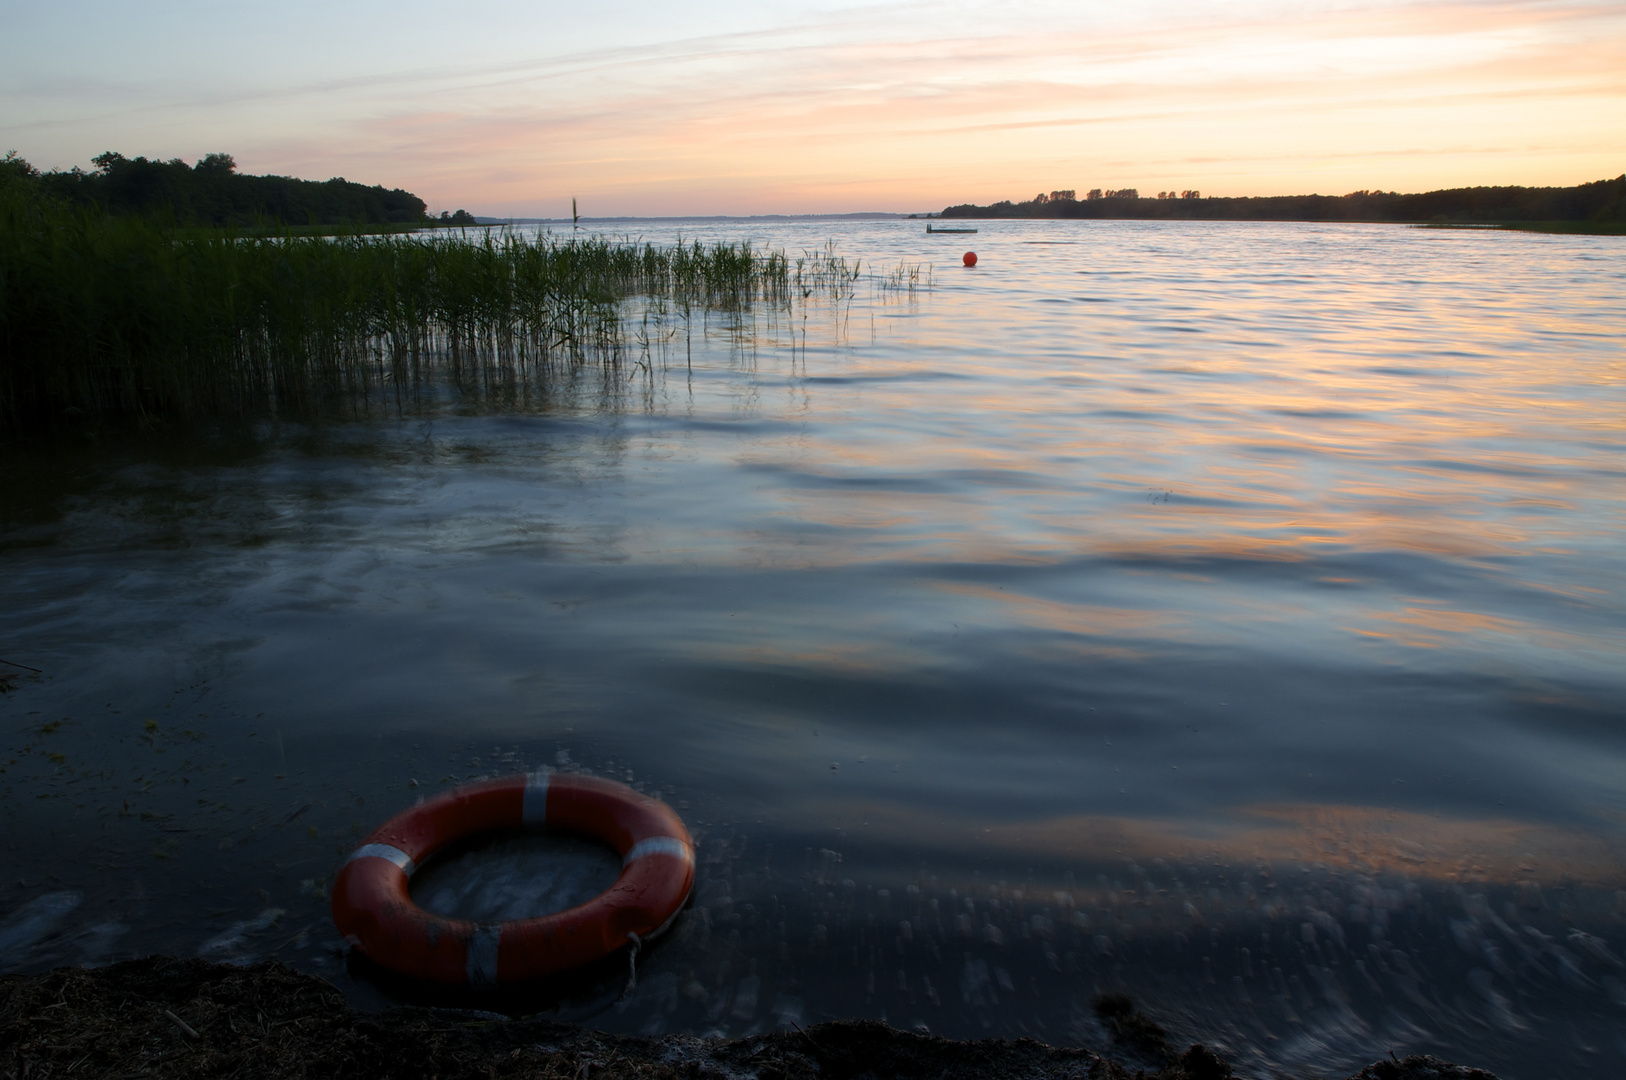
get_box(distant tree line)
[0,150,477,227]
[941,176,1626,223]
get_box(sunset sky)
[2,0,1622,216]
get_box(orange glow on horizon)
[5,0,1622,215]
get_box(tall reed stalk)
[0,190,880,433]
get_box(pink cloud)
[64,0,1625,214]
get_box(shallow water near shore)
[3,219,1624,1078]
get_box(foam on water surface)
[410,833,623,923]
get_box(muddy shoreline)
[1,957,1502,1079]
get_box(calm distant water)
[3,220,1623,1079]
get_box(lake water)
[2,220,1624,1079]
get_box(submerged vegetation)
[943,175,1626,228]
[0,177,908,435]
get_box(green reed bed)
[0,193,888,433]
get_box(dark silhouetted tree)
[194,153,237,175]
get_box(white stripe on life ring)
[466,924,502,989]
[346,843,416,876]
[623,836,693,867]
[522,771,550,825]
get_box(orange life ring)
[331,772,694,988]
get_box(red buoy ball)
[963,251,978,267]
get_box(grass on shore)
[3,956,1457,1080]
[169,221,437,239]
[1,192,899,434]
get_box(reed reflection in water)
[0,220,1622,1079]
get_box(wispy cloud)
[3,0,1622,213]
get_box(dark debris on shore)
[1,957,1502,1080]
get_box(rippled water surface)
[3,220,1624,1078]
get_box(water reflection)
[1,220,1623,1079]
[411,833,623,923]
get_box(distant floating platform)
[926,225,978,234]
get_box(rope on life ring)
[331,772,694,988]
